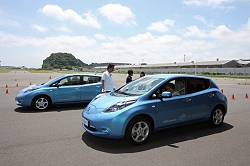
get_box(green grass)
[0,69,11,73]
[28,69,55,73]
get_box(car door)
[80,76,102,101]
[187,78,214,122]
[154,78,193,129]
[53,76,81,103]
[156,95,193,129]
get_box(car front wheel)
[33,96,51,110]
[208,106,224,127]
[125,116,152,145]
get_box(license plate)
[82,117,89,127]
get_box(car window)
[150,79,185,99]
[149,88,162,99]
[83,76,101,84]
[188,78,209,93]
[70,76,80,85]
[50,76,81,87]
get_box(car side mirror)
[161,91,172,98]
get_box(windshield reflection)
[115,77,164,96]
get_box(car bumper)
[15,94,31,106]
[82,112,125,140]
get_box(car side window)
[88,76,101,84]
[58,76,80,86]
[70,76,80,85]
[188,78,209,93]
[149,88,162,99]
[83,76,101,84]
[149,79,186,99]
[162,79,185,96]
[61,77,71,86]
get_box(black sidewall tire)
[208,106,224,127]
[33,96,51,111]
[125,116,152,145]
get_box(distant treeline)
[41,52,131,70]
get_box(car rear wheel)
[33,96,51,110]
[208,106,224,127]
[125,116,152,145]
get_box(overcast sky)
[0,0,250,68]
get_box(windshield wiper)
[118,91,128,95]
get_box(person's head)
[107,64,115,72]
[140,72,145,77]
[128,69,133,76]
[165,83,175,93]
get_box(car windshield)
[115,77,165,96]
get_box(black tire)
[208,106,225,127]
[125,116,152,145]
[33,96,51,111]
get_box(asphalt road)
[0,71,250,166]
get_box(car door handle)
[183,98,191,102]
[208,93,214,97]
[75,88,80,90]
[96,86,100,88]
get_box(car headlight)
[102,99,137,113]
[24,88,39,93]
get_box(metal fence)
[92,67,250,77]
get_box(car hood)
[19,84,43,93]
[89,93,139,110]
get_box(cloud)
[194,15,207,24]
[31,24,48,33]
[0,32,96,49]
[147,19,175,32]
[1,17,250,67]
[183,0,236,9]
[98,4,136,26]
[57,26,72,33]
[40,4,101,29]
[0,16,20,27]
[94,34,106,40]
[208,25,232,38]
[184,25,207,38]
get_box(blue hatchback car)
[82,74,227,145]
[15,74,102,110]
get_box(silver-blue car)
[82,74,227,145]
[15,74,102,110]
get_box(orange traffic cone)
[231,94,235,100]
[30,82,32,85]
[5,89,9,94]
[6,84,8,88]
[16,83,18,87]
[245,93,249,99]
[49,76,52,79]
[221,89,224,93]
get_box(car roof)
[62,73,102,77]
[145,74,210,80]
[43,73,102,86]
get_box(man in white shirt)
[102,64,115,93]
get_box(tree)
[42,52,89,69]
